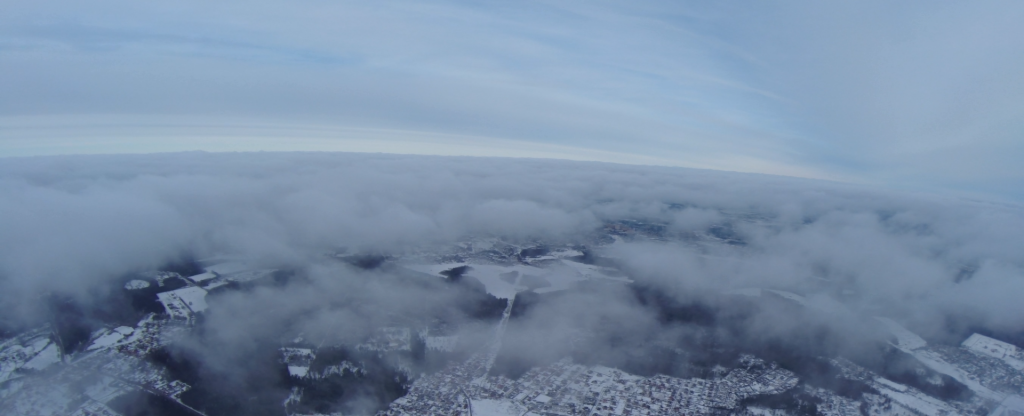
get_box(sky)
[2,1,1023,201]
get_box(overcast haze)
[2,1,1023,200]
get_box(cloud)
[9,1,1022,199]
[8,2,1024,197]
[724,1,1024,197]
[2,151,1023,412]
[1,152,1021,335]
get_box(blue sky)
[2,1,1023,201]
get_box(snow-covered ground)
[405,255,631,299]
[521,248,584,263]
[186,271,217,282]
[281,347,315,378]
[123,279,150,290]
[963,333,1024,371]
[156,286,209,319]
[87,327,134,351]
[21,342,60,370]
[0,329,60,382]
[406,263,534,299]
[288,366,309,377]
[747,407,795,416]
[459,264,530,299]
[875,318,1011,402]
[471,398,527,416]
[911,347,1005,401]
[870,377,958,416]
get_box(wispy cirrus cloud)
[2,1,1023,199]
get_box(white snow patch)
[187,271,217,282]
[872,377,957,416]
[87,331,125,350]
[84,375,130,403]
[463,264,529,299]
[408,261,600,298]
[171,286,208,312]
[747,407,791,416]
[288,366,309,378]
[0,331,54,382]
[963,333,1024,371]
[22,342,61,370]
[124,279,150,290]
[907,346,1005,401]
[157,286,209,319]
[471,398,526,416]
[875,377,907,392]
[522,248,585,263]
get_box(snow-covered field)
[156,286,209,319]
[0,329,60,383]
[875,318,1013,402]
[186,271,217,283]
[406,259,624,299]
[870,377,958,416]
[470,398,527,416]
[963,333,1024,371]
[86,327,135,351]
[20,342,60,370]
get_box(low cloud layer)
[1,151,1023,350]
